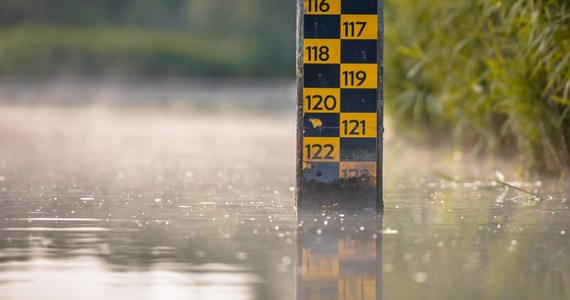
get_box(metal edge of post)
[295,0,304,298]
[377,0,385,212]
[295,0,305,210]
[377,3,385,297]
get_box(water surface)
[0,81,568,299]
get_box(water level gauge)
[296,0,384,210]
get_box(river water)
[0,81,568,299]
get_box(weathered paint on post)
[296,0,384,210]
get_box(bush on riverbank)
[384,0,570,172]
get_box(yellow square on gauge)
[303,88,341,113]
[303,39,340,64]
[340,64,377,89]
[340,113,377,138]
[341,15,378,40]
[303,0,341,15]
[303,137,340,162]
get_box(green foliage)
[385,0,570,172]
[0,0,295,77]
[0,25,279,77]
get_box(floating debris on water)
[382,229,399,234]
[413,272,429,283]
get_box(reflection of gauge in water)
[297,210,382,299]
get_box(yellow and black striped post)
[296,0,383,210]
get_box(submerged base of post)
[300,178,379,210]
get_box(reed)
[385,0,570,172]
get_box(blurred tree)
[0,0,296,76]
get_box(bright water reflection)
[0,208,294,300]
[0,257,257,300]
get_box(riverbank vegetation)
[0,0,294,77]
[384,0,570,173]
[0,0,568,172]
[0,25,276,77]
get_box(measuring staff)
[296,0,384,210]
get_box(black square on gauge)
[341,40,377,63]
[340,138,377,162]
[303,113,340,137]
[341,0,378,14]
[304,64,340,88]
[340,89,377,112]
[304,15,340,39]
[302,162,340,185]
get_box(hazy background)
[0,0,569,172]
[0,0,294,77]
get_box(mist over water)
[0,81,568,299]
